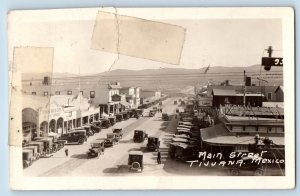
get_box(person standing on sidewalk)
[65,148,69,157]
[157,149,161,164]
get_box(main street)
[23,97,282,176]
[23,97,237,177]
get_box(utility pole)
[243,70,246,107]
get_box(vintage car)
[115,114,124,122]
[47,132,67,152]
[26,141,44,157]
[229,156,265,176]
[122,112,129,120]
[147,137,160,151]
[133,130,148,143]
[76,125,94,137]
[108,116,116,126]
[112,128,123,139]
[88,123,101,133]
[34,137,54,154]
[178,121,193,126]
[104,133,119,147]
[99,119,111,129]
[172,143,198,162]
[172,134,190,140]
[87,140,105,158]
[162,113,169,121]
[23,146,39,161]
[58,130,87,145]
[23,149,34,168]
[128,151,144,172]
[171,137,191,144]
[149,110,156,117]
[133,109,144,119]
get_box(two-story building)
[119,87,141,108]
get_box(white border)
[8,7,295,190]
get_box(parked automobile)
[112,128,123,139]
[173,143,198,162]
[22,149,34,168]
[76,125,94,137]
[26,141,44,157]
[149,110,156,117]
[147,137,160,151]
[23,146,39,161]
[128,151,143,172]
[162,113,169,121]
[34,137,54,154]
[104,133,119,147]
[99,119,111,129]
[133,109,143,119]
[133,130,148,143]
[116,114,124,122]
[229,156,265,176]
[47,132,67,151]
[108,116,116,126]
[122,112,129,120]
[89,123,101,133]
[87,140,105,158]
[58,130,87,145]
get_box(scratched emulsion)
[9,47,54,147]
[91,11,186,65]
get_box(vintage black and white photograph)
[8,7,295,189]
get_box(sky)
[8,8,282,75]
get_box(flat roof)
[129,151,143,155]
[205,136,284,146]
[213,89,236,96]
[200,123,284,146]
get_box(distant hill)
[22,64,283,91]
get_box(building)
[212,88,263,107]
[207,85,281,102]
[119,87,141,108]
[22,93,100,141]
[200,106,285,159]
[95,82,128,116]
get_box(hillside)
[22,64,283,90]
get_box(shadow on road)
[119,139,133,144]
[71,154,88,159]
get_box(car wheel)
[230,169,240,176]
[78,138,84,144]
[254,168,264,176]
[132,162,140,170]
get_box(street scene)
[11,8,287,178]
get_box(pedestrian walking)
[157,149,161,164]
[65,148,69,157]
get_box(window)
[267,92,272,100]
[90,91,95,98]
[44,91,48,96]
[32,92,36,95]
[67,90,72,95]
[55,91,60,95]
